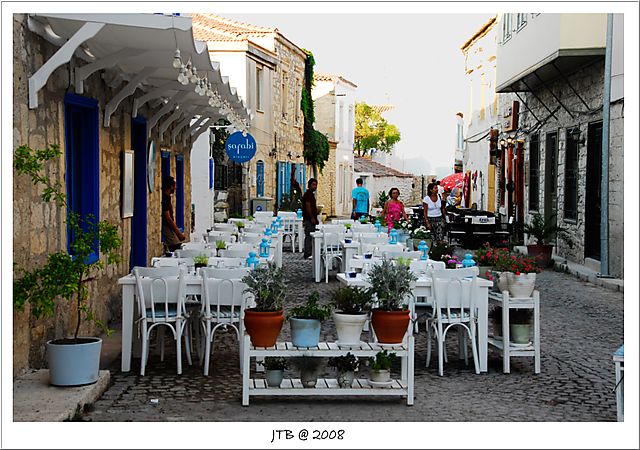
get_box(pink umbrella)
[439,172,464,191]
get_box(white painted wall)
[496,13,606,90]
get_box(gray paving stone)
[82,252,623,422]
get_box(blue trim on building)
[64,93,100,264]
[175,155,184,231]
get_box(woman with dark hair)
[382,187,409,233]
[423,182,446,242]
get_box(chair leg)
[437,321,444,376]
[203,322,212,376]
[325,258,329,283]
[158,326,165,361]
[462,330,469,365]
[140,325,149,376]
[425,323,432,367]
[183,321,192,366]
[470,324,480,375]
[176,323,183,375]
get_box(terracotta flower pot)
[371,309,410,344]
[244,309,284,347]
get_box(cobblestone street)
[82,252,624,422]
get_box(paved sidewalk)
[81,253,624,422]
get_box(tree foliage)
[301,49,329,177]
[354,102,401,157]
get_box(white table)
[336,272,492,372]
[118,274,203,372]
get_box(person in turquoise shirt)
[351,178,370,220]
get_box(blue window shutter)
[302,165,307,191]
[209,158,214,190]
[64,93,99,264]
[276,161,282,206]
[284,162,291,195]
[175,155,184,231]
[161,151,171,180]
[256,161,264,197]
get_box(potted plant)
[523,213,572,268]
[368,350,396,383]
[474,242,496,279]
[193,254,209,269]
[215,240,227,256]
[489,247,517,293]
[408,226,430,250]
[287,291,331,348]
[509,309,533,344]
[13,144,122,386]
[236,221,245,233]
[443,254,460,269]
[328,352,360,388]
[329,286,372,345]
[505,255,540,298]
[428,240,453,262]
[366,259,417,344]
[393,217,412,244]
[258,356,289,388]
[290,356,322,388]
[242,263,286,347]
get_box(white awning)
[27,13,251,142]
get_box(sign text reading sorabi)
[225,131,257,163]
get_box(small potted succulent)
[367,259,417,344]
[290,356,323,388]
[236,221,245,232]
[328,352,360,388]
[368,350,396,383]
[329,286,372,345]
[287,291,331,348]
[242,263,287,347]
[215,240,227,256]
[193,254,209,269]
[258,357,289,388]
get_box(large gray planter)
[46,337,102,386]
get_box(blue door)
[175,155,184,231]
[131,117,148,269]
[256,160,265,197]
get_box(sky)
[224,12,493,177]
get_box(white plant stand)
[488,290,541,374]
[241,336,414,406]
[613,345,624,421]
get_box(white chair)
[219,248,254,259]
[318,224,346,234]
[427,268,480,376]
[321,232,343,283]
[411,260,446,332]
[151,257,194,268]
[280,217,298,252]
[205,231,236,244]
[277,211,297,219]
[240,233,264,246]
[181,242,211,251]
[207,257,246,268]
[175,248,216,259]
[384,250,422,260]
[360,243,398,256]
[133,266,191,376]
[199,267,251,375]
[358,235,388,249]
[332,219,356,225]
[352,223,376,233]
[213,223,238,233]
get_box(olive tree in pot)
[287,291,331,348]
[13,144,122,386]
[367,259,417,344]
[241,263,286,347]
[523,213,572,268]
[329,286,372,345]
[328,352,360,388]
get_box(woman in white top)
[423,182,447,242]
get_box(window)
[456,123,464,149]
[294,79,300,123]
[338,102,344,142]
[348,105,354,144]
[161,151,171,180]
[564,129,579,221]
[529,133,540,211]
[502,13,512,43]
[175,155,184,231]
[64,93,100,263]
[256,66,263,111]
[256,160,265,197]
[209,158,214,190]
[214,164,228,190]
[281,72,288,120]
[516,13,527,31]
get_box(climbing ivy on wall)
[301,49,329,178]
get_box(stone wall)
[517,59,623,277]
[12,15,193,375]
[316,142,337,217]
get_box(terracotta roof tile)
[370,104,395,114]
[314,72,358,88]
[354,157,413,178]
[191,13,276,42]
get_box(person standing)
[302,178,319,259]
[351,178,370,220]
[162,176,186,252]
[382,187,409,233]
[423,182,447,242]
[436,180,445,201]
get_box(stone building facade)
[12,13,247,375]
[353,157,415,213]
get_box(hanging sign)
[225,131,256,163]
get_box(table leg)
[476,287,488,372]
[314,235,321,283]
[121,284,135,372]
[298,223,304,252]
[534,291,541,374]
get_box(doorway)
[544,131,558,232]
[131,117,148,269]
[585,121,603,260]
